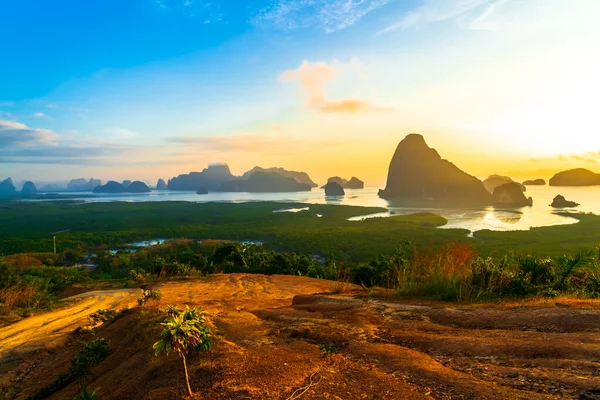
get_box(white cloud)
[253,0,390,33]
[381,0,600,34]
[469,0,600,32]
[380,0,492,33]
[0,119,135,164]
[0,119,60,148]
[33,112,46,118]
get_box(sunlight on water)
[28,185,600,232]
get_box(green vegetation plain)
[1,201,599,261]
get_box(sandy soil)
[0,289,139,388]
[2,274,600,400]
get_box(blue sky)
[1,0,599,184]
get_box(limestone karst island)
[2,1,600,399]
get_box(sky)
[1,0,600,186]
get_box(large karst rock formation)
[378,134,492,207]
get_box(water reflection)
[24,185,600,232]
[485,209,522,225]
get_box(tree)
[153,306,212,397]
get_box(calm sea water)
[30,185,600,232]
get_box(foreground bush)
[0,260,89,316]
[3,239,600,309]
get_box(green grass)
[0,201,599,261]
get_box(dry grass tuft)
[330,281,355,294]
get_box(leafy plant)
[153,306,213,397]
[137,289,163,307]
[75,387,98,400]
[555,249,595,290]
[164,304,183,317]
[87,308,128,325]
[319,343,338,357]
[129,268,148,282]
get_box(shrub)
[319,343,338,356]
[88,309,118,325]
[137,289,163,307]
[555,249,595,290]
[129,268,148,282]
[87,308,128,325]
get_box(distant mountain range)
[166,165,328,193]
[93,180,151,193]
[4,140,600,199]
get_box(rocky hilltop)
[219,171,312,193]
[324,181,345,196]
[242,167,317,188]
[93,181,125,193]
[549,168,600,186]
[483,175,525,193]
[378,134,492,206]
[127,181,151,193]
[156,179,168,190]
[523,179,546,186]
[93,180,150,193]
[551,195,579,208]
[168,163,234,191]
[21,181,37,195]
[324,176,364,189]
[67,178,102,192]
[491,182,533,207]
[168,164,317,193]
[0,178,16,196]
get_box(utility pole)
[53,236,57,254]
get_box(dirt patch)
[2,274,600,399]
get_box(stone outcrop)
[483,175,526,193]
[378,134,492,207]
[127,181,151,193]
[0,178,16,196]
[168,163,234,191]
[491,182,533,207]
[67,178,102,191]
[550,195,579,208]
[219,171,312,193]
[324,181,345,196]
[93,181,125,193]
[549,168,600,186]
[323,176,364,189]
[242,167,318,188]
[346,177,365,189]
[93,180,150,193]
[156,179,168,190]
[523,179,546,186]
[21,181,37,195]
